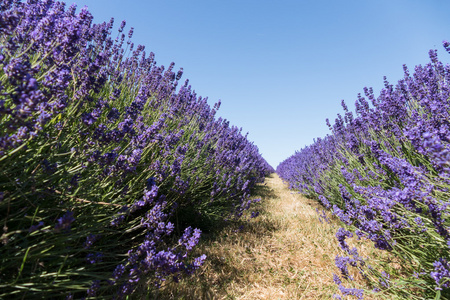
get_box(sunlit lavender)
[278,43,450,299]
[0,0,273,298]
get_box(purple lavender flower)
[118,20,126,32]
[29,221,44,233]
[111,206,128,227]
[54,211,75,233]
[250,211,259,218]
[83,234,101,249]
[336,227,353,252]
[178,227,202,251]
[333,274,342,285]
[86,252,103,264]
[431,258,450,290]
[335,255,355,279]
[112,264,126,283]
[338,285,364,300]
[87,280,100,297]
[379,271,390,288]
[192,254,207,269]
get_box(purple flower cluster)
[0,0,98,155]
[431,258,450,290]
[54,211,75,233]
[86,252,103,264]
[107,185,207,298]
[277,41,450,297]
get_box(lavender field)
[0,1,273,298]
[3,0,450,299]
[278,44,450,298]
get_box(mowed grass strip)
[153,174,384,299]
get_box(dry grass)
[151,174,390,300]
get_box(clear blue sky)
[69,0,450,168]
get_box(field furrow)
[157,174,383,299]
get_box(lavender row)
[0,0,273,298]
[277,43,450,298]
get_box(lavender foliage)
[0,1,273,298]
[277,42,450,298]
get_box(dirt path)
[156,174,363,299]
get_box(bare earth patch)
[153,174,384,299]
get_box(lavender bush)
[278,44,450,299]
[0,0,273,298]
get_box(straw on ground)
[154,174,385,299]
